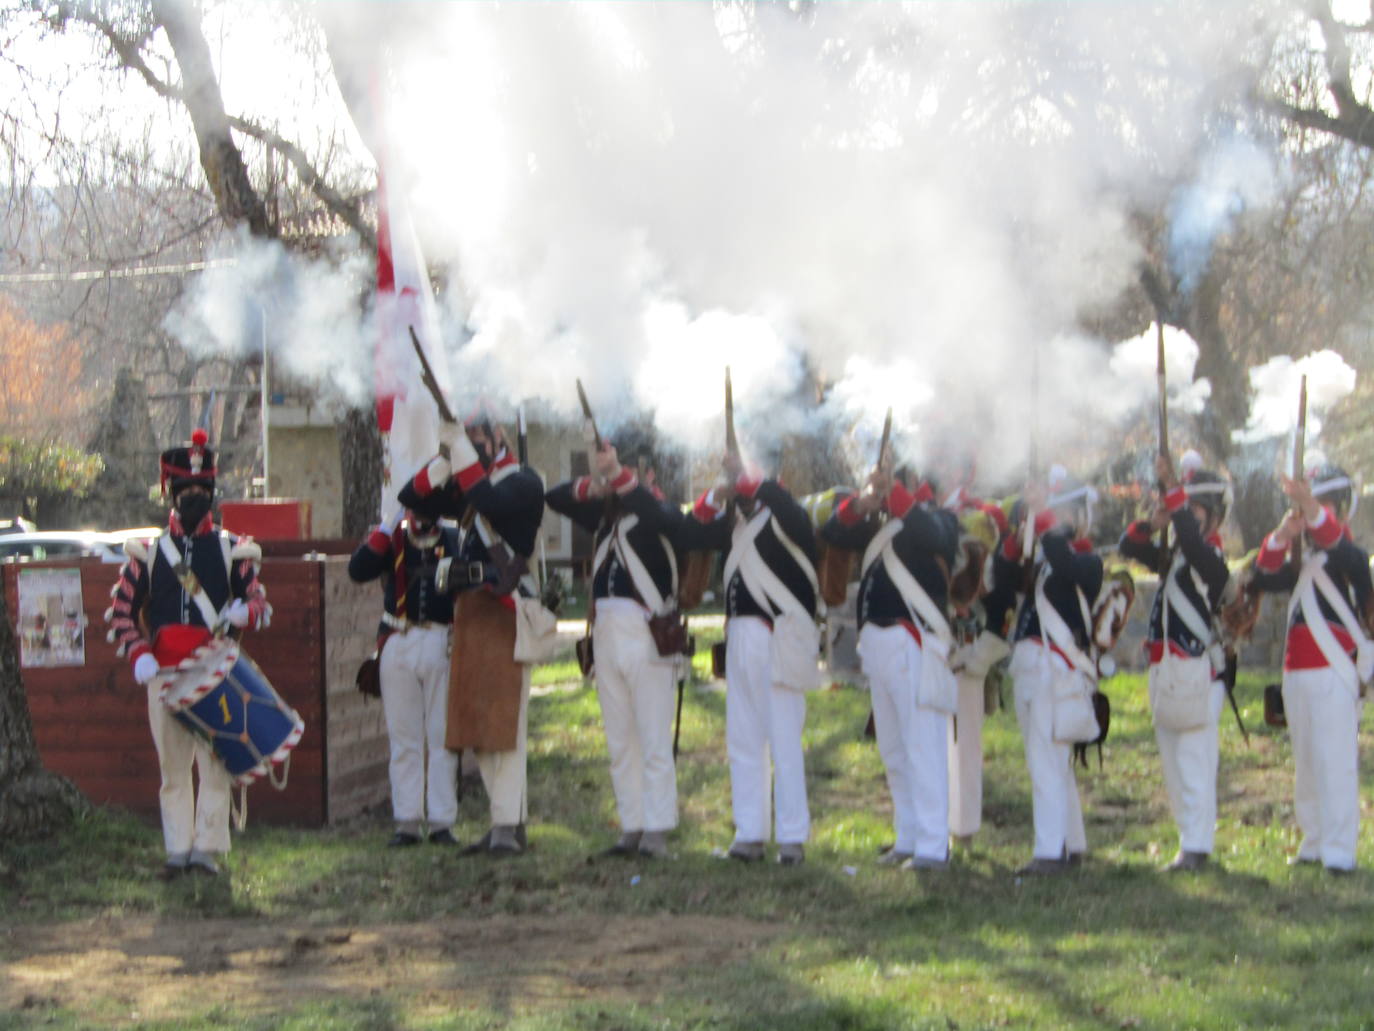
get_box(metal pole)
[260,305,270,499]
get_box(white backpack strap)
[1303,553,1373,683]
[738,539,807,620]
[1163,552,1214,645]
[860,517,903,579]
[723,506,771,599]
[879,543,952,650]
[612,514,673,616]
[1034,568,1096,678]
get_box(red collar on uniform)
[1071,537,1093,554]
[489,449,517,475]
[168,511,214,536]
[1206,531,1223,548]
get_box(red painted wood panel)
[5,557,328,826]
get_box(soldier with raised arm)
[1249,463,1372,874]
[545,437,685,859]
[679,450,820,865]
[400,413,545,855]
[1118,451,1232,872]
[823,466,960,871]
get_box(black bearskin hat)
[160,427,216,499]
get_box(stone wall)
[320,556,390,823]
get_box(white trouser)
[948,669,985,838]
[593,600,679,834]
[859,623,950,861]
[1284,666,1362,870]
[146,682,231,858]
[725,616,810,845]
[477,667,531,827]
[1149,660,1224,855]
[380,625,458,833]
[1011,641,1087,860]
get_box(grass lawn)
[3,633,1373,1030]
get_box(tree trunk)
[0,584,85,840]
[152,0,272,238]
[1187,268,1248,464]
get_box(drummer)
[106,429,270,880]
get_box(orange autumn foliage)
[0,299,96,444]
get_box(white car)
[0,531,127,564]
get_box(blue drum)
[159,638,305,786]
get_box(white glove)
[440,421,480,470]
[225,598,251,629]
[380,507,403,535]
[133,653,161,685]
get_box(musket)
[1021,339,1041,577]
[408,326,455,424]
[575,379,602,449]
[1292,374,1308,568]
[877,407,892,473]
[1157,319,1169,467]
[517,405,529,467]
[725,367,738,460]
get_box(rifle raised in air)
[576,379,602,450]
[1291,374,1308,568]
[408,326,455,424]
[725,366,738,460]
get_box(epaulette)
[124,537,150,563]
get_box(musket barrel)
[576,379,602,449]
[408,326,455,424]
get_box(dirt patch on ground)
[1,913,777,1024]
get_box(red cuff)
[455,460,486,493]
[1164,486,1187,513]
[128,642,152,665]
[694,490,720,522]
[610,467,638,495]
[735,473,762,500]
[1256,533,1287,571]
[887,482,915,519]
[1310,505,1341,550]
[837,495,865,527]
[1033,510,1058,537]
[574,477,593,503]
[367,529,392,553]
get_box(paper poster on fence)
[17,568,86,668]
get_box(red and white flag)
[375,167,451,516]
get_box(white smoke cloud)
[1237,349,1358,444]
[164,233,373,411]
[1168,136,1281,297]
[167,1,1302,488]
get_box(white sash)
[1163,552,1214,646]
[158,530,231,631]
[859,517,952,651]
[1289,552,1374,685]
[608,513,678,617]
[727,506,820,691]
[1033,566,1097,679]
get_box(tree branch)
[226,115,375,250]
[1262,94,1374,149]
